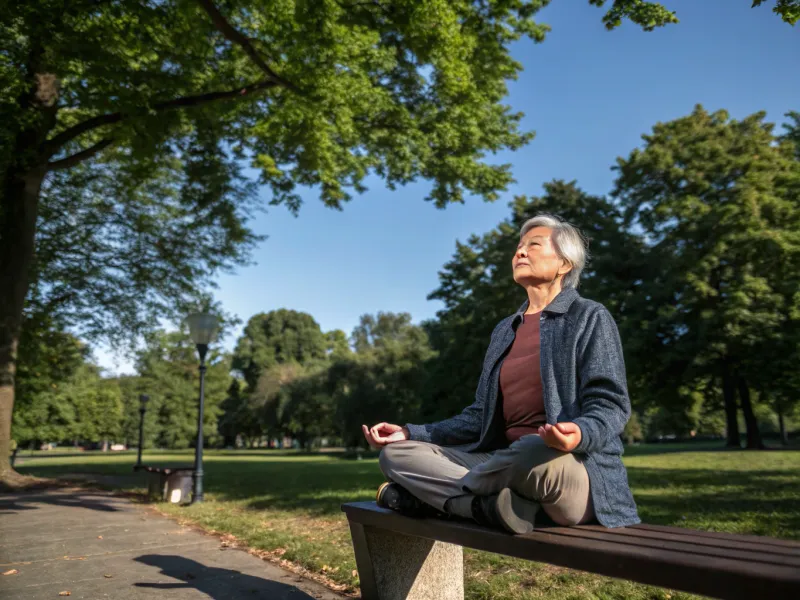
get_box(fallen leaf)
[351,570,358,578]
[97,536,103,539]
[104,574,113,579]
[58,592,71,597]
[2,569,19,576]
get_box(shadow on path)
[134,555,317,599]
[0,490,126,514]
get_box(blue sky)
[96,0,800,374]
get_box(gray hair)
[519,214,588,289]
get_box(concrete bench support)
[349,522,464,600]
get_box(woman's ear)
[558,260,573,277]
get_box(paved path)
[0,488,346,600]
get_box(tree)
[13,317,125,449]
[3,1,792,479]
[751,0,800,25]
[11,315,87,449]
[252,362,303,445]
[117,375,148,449]
[217,378,247,447]
[281,365,335,451]
[333,312,435,447]
[68,367,123,448]
[0,0,708,480]
[136,330,231,449]
[232,310,329,389]
[613,106,800,449]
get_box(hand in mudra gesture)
[537,422,583,452]
[362,422,409,449]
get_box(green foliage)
[12,316,88,446]
[232,310,328,389]
[589,0,679,31]
[25,128,261,346]
[623,411,644,443]
[13,318,124,447]
[281,365,335,450]
[614,106,800,413]
[69,367,124,443]
[752,0,800,25]
[116,375,146,447]
[136,329,232,449]
[333,312,436,447]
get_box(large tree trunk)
[737,377,765,450]
[0,167,46,483]
[0,60,58,483]
[721,368,740,448]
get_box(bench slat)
[540,526,800,567]
[342,502,800,600]
[631,523,800,549]
[576,523,800,557]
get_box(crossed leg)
[379,435,593,526]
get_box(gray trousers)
[379,434,594,526]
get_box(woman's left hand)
[537,422,583,452]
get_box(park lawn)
[15,445,800,600]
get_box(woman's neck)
[524,281,563,314]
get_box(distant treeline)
[12,107,800,450]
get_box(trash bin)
[144,467,194,504]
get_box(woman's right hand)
[362,422,409,449]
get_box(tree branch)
[196,0,299,92]
[44,79,277,158]
[47,138,113,171]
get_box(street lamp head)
[186,312,219,346]
[139,394,150,409]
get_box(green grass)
[15,444,800,599]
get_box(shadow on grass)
[628,466,800,536]
[623,442,800,458]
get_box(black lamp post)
[186,311,219,504]
[136,394,149,468]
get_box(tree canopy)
[3,0,796,478]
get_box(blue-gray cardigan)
[406,288,640,528]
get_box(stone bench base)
[349,522,463,600]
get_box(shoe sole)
[495,488,538,534]
[376,482,392,508]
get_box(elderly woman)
[362,214,639,533]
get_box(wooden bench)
[134,464,194,503]
[342,501,800,600]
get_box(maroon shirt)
[500,311,546,443]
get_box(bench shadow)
[0,491,125,514]
[134,554,320,599]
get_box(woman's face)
[512,226,568,286]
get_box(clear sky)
[95,0,799,374]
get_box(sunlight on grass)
[16,445,800,600]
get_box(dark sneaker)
[471,488,539,534]
[376,482,429,517]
